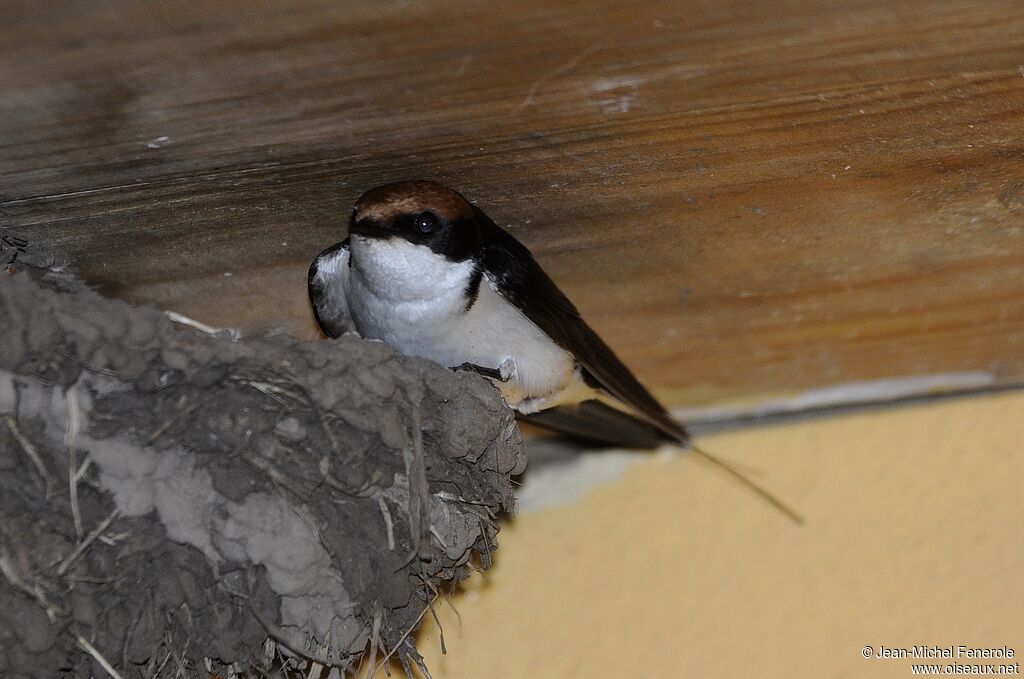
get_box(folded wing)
[475,207,688,445]
[308,239,354,338]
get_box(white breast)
[344,236,591,411]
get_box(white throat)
[349,236,474,303]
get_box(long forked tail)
[523,400,803,524]
[688,443,805,525]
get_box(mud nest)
[0,241,525,678]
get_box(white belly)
[345,238,587,410]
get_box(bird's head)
[346,181,484,301]
[348,180,483,262]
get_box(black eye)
[414,212,438,235]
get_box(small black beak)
[348,218,391,239]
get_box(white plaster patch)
[591,76,645,92]
[591,76,643,114]
[516,450,648,513]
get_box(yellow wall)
[402,391,1022,678]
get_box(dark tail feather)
[523,402,803,525]
[522,399,689,449]
[689,444,805,525]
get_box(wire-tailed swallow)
[308,180,687,449]
[308,180,803,522]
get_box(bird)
[309,180,802,522]
[308,180,686,447]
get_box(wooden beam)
[2,0,1022,407]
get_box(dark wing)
[308,239,353,338]
[475,207,688,444]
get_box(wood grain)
[2,0,1022,408]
